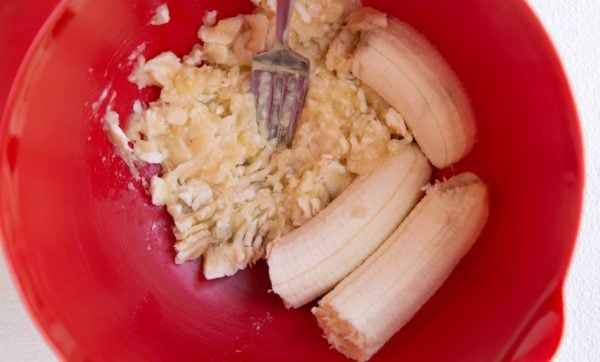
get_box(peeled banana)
[267,144,432,308]
[312,172,489,361]
[352,17,476,169]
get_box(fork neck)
[276,0,293,45]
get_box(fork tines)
[252,69,307,145]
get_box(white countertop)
[1,1,598,360]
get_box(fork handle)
[276,0,293,45]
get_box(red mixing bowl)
[0,0,584,361]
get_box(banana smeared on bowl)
[106,0,410,279]
[104,0,488,360]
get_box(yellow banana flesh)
[352,18,476,169]
[313,173,489,361]
[268,144,432,308]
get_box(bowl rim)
[0,0,586,360]
[497,2,585,358]
[0,0,75,359]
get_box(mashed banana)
[107,0,411,279]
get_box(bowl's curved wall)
[0,0,584,361]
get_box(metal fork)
[251,0,310,146]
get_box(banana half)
[267,144,432,308]
[352,17,476,169]
[312,173,489,362]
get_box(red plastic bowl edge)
[0,1,75,359]
[0,0,586,360]
[500,1,585,359]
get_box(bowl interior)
[0,0,583,360]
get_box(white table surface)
[1,1,599,360]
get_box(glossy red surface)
[0,0,584,361]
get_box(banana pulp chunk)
[267,144,432,308]
[312,173,489,362]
